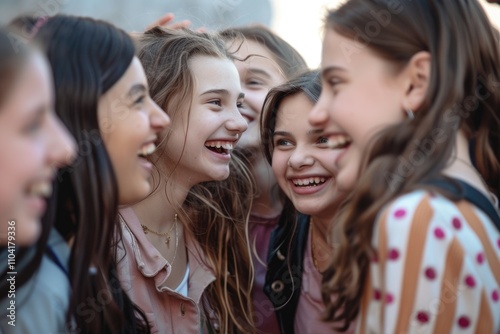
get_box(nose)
[150,100,170,132]
[287,144,314,170]
[47,114,77,168]
[226,107,248,135]
[308,94,330,128]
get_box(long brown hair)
[321,0,500,330]
[137,27,255,333]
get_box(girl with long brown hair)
[116,27,254,333]
[309,0,500,332]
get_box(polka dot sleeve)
[359,190,500,333]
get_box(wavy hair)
[137,27,255,332]
[35,15,149,333]
[320,0,500,330]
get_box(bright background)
[272,0,500,68]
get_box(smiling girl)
[309,0,500,332]
[25,15,169,333]
[116,28,253,333]
[260,70,352,334]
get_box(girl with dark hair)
[2,15,170,334]
[260,70,353,334]
[309,0,500,332]
[117,27,252,333]
[0,27,75,247]
[220,25,308,333]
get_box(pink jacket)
[116,207,216,334]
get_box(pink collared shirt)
[116,207,216,334]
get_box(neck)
[130,168,191,233]
[250,152,283,218]
[442,130,491,198]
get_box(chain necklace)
[141,214,177,248]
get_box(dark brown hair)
[320,0,500,330]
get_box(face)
[272,93,340,218]
[98,57,170,205]
[0,52,76,246]
[230,39,286,150]
[309,29,407,192]
[162,55,247,184]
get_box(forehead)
[275,93,314,127]
[230,39,284,77]
[189,55,240,92]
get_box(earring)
[404,107,415,120]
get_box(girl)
[117,27,253,333]
[309,0,500,332]
[0,27,75,246]
[3,15,169,333]
[261,70,353,333]
[220,26,308,332]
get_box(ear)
[402,51,431,113]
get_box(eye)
[133,95,146,105]
[274,138,293,147]
[317,136,330,148]
[237,101,243,109]
[24,108,44,134]
[208,99,222,107]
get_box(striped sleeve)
[361,191,500,334]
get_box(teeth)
[327,135,352,150]
[205,141,234,150]
[292,177,327,186]
[28,181,52,198]
[138,143,156,157]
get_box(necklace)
[141,214,177,248]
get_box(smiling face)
[161,55,247,184]
[309,29,409,192]
[230,39,286,150]
[98,57,170,205]
[0,52,76,245]
[272,93,341,218]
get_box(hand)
[145,13,192,31]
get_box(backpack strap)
[425,178,500,232]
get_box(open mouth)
[327,134,352,150]
[205,141,234,155]
[137,142,156,158]
[291,177,328,187]
[27,180,53,198]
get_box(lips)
[137,142,157,158]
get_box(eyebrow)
[201,89,245,99]
[321,66,346,78]
[273,130,291,137]
[247,68,272,79]
[127,84,146,97]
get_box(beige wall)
[272,0,500,68]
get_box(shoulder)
[0,252,70,333]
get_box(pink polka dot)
[416,311,429,323]
[476,252,484,264]
[394,209,406,218]
[373,289,381,301]
[385,293,394,304]
[452,217,462,230]
[388,249,400,260]
[492,290,499,302]
[464,275,476,288]
[434,228,445,239]
[424,267,437,280]
[458,316,470,328]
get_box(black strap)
[45,246,70,279]
[426,178,500,232]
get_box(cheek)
[271,153,288,183]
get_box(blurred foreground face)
[0,52,75,246]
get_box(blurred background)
[1,0,500,68]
